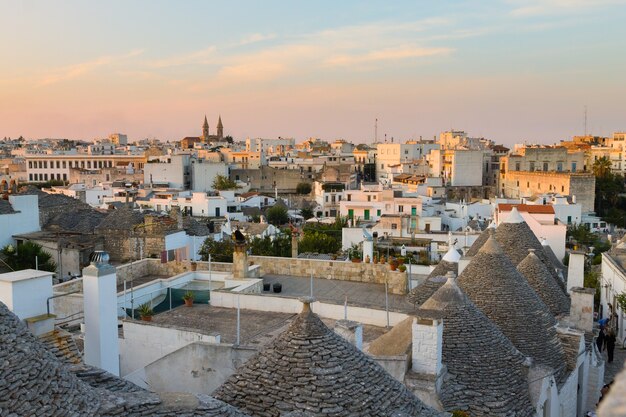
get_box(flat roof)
[0,269,53,283]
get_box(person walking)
[606,328,617,363]
[597,326,606,353]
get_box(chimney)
[233,242,249,280]
[291,231,299,258]
[334,320,363,350]
[0,269,55,336]
[569,287,595,332]
[82,251,120,375]
[412,314,443,383]
[567,251,585,293]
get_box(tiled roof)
[458,237,568,384]
[497,204,555,214]
[215,299,442,417]
[406,261,457,307]
[420,274,535,416]
[45,208,107,233]
[0,301,250,416]
[517,250,571,317]
[95,207,145,230]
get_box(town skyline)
[2,0,625,145]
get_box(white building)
[0,194,40,247]
[44,183,113,207]
[190,159,228,192]
[144,154,191,189]
[376,141,439,182]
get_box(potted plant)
[190,261,198,271]
[182,291,195,307]
[138,303,154,322]
[389,258,399,271]
[364,255,370,264]
[380,256,386,264]
[398,264,407,273]
[373,256,378,264]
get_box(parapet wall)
[249,256,409,295]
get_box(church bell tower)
[202,115,209,142]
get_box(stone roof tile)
[517,250,571,316]
[420,274,536,416]
[0,301,250,416]
[215,299,442,417]
[458,237,568,384]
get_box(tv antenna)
[374,118,378,143]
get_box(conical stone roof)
[541,238,567,279]
[517,249,571,316]
[457,237,567,383]
[215,298,441,417]
[420,273,535,417]
[467,216,567,292]
[0,301,249,417]
[406,258,457,307]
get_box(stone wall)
[501,171,595,212]
[248,256,409,294]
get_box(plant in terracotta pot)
[373,256,378,264]
[364,255,370,264]
[398,264,407,272]
[389,259,399,271]
[351,256,361,263]
[380,256,386,264]
[190,261,198,271]
[138,303,154,322]
[182,291,195,307]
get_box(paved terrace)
[147,305,388,347]
[261,274,417,314]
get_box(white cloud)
[326,46,454,66]
[238,33,277,45]
[39,49,144,86]
[508,0,626,17]
[148,46,216,68]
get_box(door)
[364,209,370,220]
[215,207,220,217]
[348,209,354,220]
[411,207,417,216]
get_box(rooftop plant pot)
[190,262,198,271]
[140,315,152,322]
[184,298,193,307]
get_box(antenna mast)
[375,118,378,143]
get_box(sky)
[1,0,625,145]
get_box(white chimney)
[334,320,363,350]
[412,315,443,382]
[82,251,120,375]
[567,251,585,294]
[569,287,595,332]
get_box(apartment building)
[24,152,146,183]
[376,141,439,181]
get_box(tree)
[299,231,341,255]
[1,242,56,272]
[593,157,613,179]
[296,182,312,195]
[212,175,239,191]
[300,207,314,220]
[266,205,289,226]
[249,231,292,257]
[223,135,234,144]
[198,237,234,262]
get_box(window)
[557,162,563,172]
[381,164,384,169]
[62,161,66,169]
[28,161,32,169]
[398,205,404,213]
[347,194,351,201]
[391,223,398,230]
[572,162,577,172]
[543,162,548,171]
[515,162,520,171]
[377,209,381,216]
[43,161,47,169]
[29,174,33,181]
[63,174,67,181]
[561,185,564,192]
[56,161,60,169]
[367,195,371,202]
